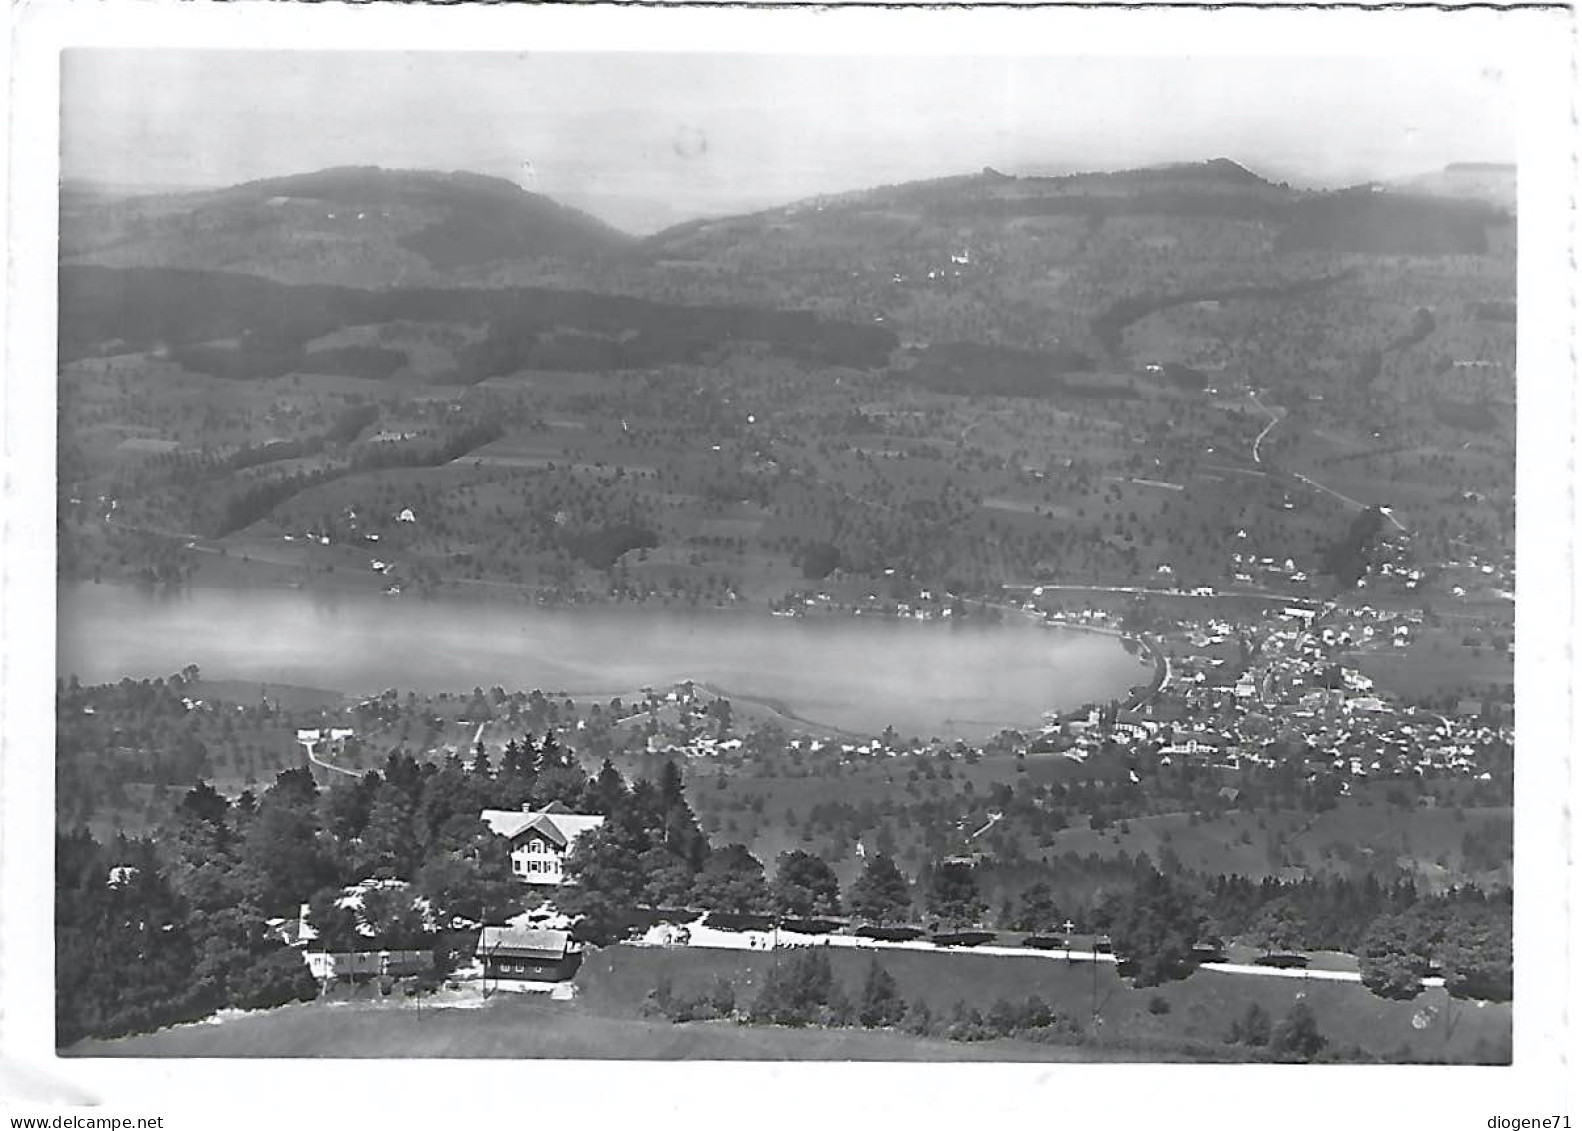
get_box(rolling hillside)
[55,157,1516,621]
[60,166,635,287]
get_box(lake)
[56,583,1149,737]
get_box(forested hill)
[642,158,1508,256]
[235,167,635,267]
[60,166,634,286]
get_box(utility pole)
[1090,948,1098,1028]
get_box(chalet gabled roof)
[480,807,605,848]
[477,926,570,961]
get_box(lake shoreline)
[58,580,1147,740]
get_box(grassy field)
[69,942,1510,1062]
[66,994,1154,1061]
[573,943,1509,1063]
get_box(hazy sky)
[62,51,1516,233]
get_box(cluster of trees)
[1102,869,1209,985]
[562,523,661,570]
[55,730,634,1045]
[1090,865,1511,1002]
[559,773,926,941]
[58,819,318,1047]
[1200,871,1430,954]
[1322,505,1387,587]
[1224,1000,1328,1061]
[56,670,221,827]
[1359,895,1512,1001]
[565,810,1002,944]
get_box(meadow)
[69,941,1511,1063]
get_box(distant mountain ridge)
[642,154,1506,258]
[61,157,1514,294]
[1021,156,1280,189]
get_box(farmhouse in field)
[480,800,605,885]
[476,924,581,985]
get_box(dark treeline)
[218,469,343,537]
[225,404,382,472]
[1355,307,1437,390]
[166,339,409,383]
[1092,271,1355,357]
[562,523,661,570]
[457,302,895,378]
[978,848,1509,998]
[899,340,1114,400]
[215,417,505,535]
[349,417,505,473]
[1322,504,1387,587]
[58,266,898,381]
[1080,863,1510,1000]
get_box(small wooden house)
[476,925,580,983]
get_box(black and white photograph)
[2,3,1576,1126]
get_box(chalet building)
[477,925,581,983]
[480,800,605,885]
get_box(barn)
[476,925,581,984]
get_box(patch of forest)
[1092,271,1355,357]
[1321,505,1388,587]
[58,266,899,381]
[397,193,633,269]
